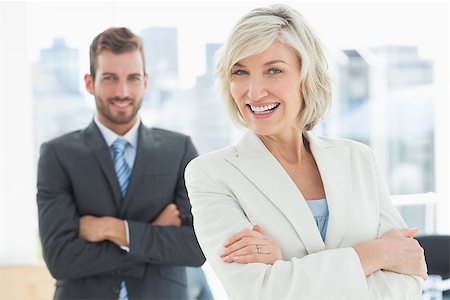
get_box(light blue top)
[306,199,329,241]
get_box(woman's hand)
[353,227,427,279]
[380,228,428,279]
[220,225,283,265]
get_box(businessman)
[37,27,205,299]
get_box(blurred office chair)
[416,235,450,300]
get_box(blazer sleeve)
[37,142,141,280]
[126,136,205,267]
[185,158,372,299]
[363,147,424,299]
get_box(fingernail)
[223,256,234,263]
[223,240,229,246]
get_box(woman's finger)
[220,236,261,258]
[253,224,265,234]
[222,243,268,261]
[231,252,278,265]
[223,226,267,247]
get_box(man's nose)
[115,81,131,99]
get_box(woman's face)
[229,40,303,138]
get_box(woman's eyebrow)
[264,60,287,66]
[233,60,287,68]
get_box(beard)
[95,95,143,125]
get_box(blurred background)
[0,1,448,299]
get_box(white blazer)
[185,131,423,300]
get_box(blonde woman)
[185,4,426,299]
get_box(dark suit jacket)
[37,121,205,300]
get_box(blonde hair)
[215,4,332,131]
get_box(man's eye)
[103,76,116,81]
[232,70,248,76]
[129,76,141,81]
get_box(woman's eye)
[267,68,282,75]
[232,70,248,76]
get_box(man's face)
[85,50,148,134]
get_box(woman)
[185,4,427,299]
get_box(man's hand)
[79,216,108,242]
[152,203,181,227]
[79,215,127,247]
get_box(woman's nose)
[246,75,269,101]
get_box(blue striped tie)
[112,138,131,197]
[118,281,128,300]
[112,138,130,300]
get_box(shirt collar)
[94,114,140,148]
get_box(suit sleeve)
[186,153,424,300]
[363,148,423,299]
[185,159,373,299]
[126,136,205,266]
[37,142,141,280]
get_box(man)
[37,27,205,299]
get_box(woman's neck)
[259,130,308,165]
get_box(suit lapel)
[83,122,122,210]
[306,132,352,249]
[226,131,325,254]
[119,123,154,216]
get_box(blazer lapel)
[119,123,154,216]
[226,131,325,254]
[83,122,122,210]
[306,132,352,249]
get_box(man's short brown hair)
[89,27,146,80]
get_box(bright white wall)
[0,2,38,265]
[434,26,450,234]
